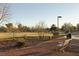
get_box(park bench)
[55,32,72,52]
[55,38,72,52]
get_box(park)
[0,3,79,56]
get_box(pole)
[57,17,59,29]
[57,16,62,29]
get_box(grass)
[0,32,65,41]
[0,32,53,41]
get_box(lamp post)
[57,16,62,29]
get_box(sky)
[4,3,79,28]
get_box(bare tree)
[35,21,46,32]
[0,3,9,24]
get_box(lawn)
[0,32,54,41]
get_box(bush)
[15,41,24,48]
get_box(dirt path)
[0,37,79,56]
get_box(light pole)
[57,16,62,29]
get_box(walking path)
[0,36,79,56]
[72,35,79,40]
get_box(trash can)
[66,32,72,39]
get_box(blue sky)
[6,3,79,28]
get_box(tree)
[0,26,7,32]
[17,24,23,32]
[35,21,46,32]
[77,23,79,31]
[5,23,13,32]
[0,4,10,32]
[0,3,9,24]
[50,24,57,32]
[50,24,59,35]
[61,23,76,32]
[17,24,31,32]
[22,26,30,32]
